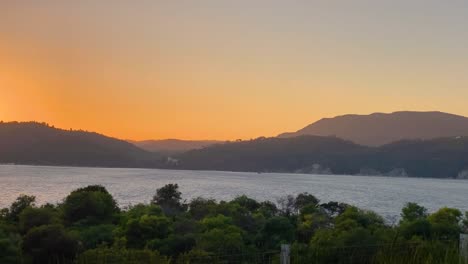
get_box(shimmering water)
[1,165,467,221]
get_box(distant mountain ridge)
[279,111,468,146]
[131,139,221,154]
[174,135,468,178]
[0,122,161,167]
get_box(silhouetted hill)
[0,122,161,167]
[130,139,220,154]
[279,111,468,146]
[174,135,468,178]
[175,136,370,173]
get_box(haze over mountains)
[279,111,468,146]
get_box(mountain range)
[279,111,468,146]
[2,111,468,178]
[130,139,221,154]
[0,122,161,168]
[173,136,468,178]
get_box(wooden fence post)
[461,234,468,263]
[281,244,290,264]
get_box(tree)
[259,216,294,249]
[7,195,36,222]
[19,206,59,233]
[151,184,186,216]
[0,230,20,264]
[277,195,296,216]
[257,201,278,218]
[320,202,349,218]
[22,225,79,264]
[294,193,320,212]
[463,211,468,233]
[125,215,172,248]
[199,228,244,253]
[335,207,385,231]
[188,197,217,220]
[62,185,119,225]
[401,202,428,222]
[398,203,431,240]
[428,207,462,239]
[231,195,260,212]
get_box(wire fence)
[173,240,465,264]
[78,238,468,264]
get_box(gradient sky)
[1,1,468,140]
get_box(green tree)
[199,226,244,253]
[151,184,186,216]
[78,248,169,264]
[428,207,462,239]
[231,195,260,212]
[188,197,217,220]
[0,230,21,264]
[73,224,116,249]
[463,211,468,233]
[19,206,60,234]
[22,225,79,264]
[259,216,294,249]
[399,203,431,240]
[401,202,428,222]
[125,215,172,248]
[62,185,119,225]
[257,201,278,218]
[294,193,320,212]
[7,194,36,222]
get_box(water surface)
[1,165,467,221]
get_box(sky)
[1,1,468,140]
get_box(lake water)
[1,165,467,221]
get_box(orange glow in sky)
[1,2,468,140]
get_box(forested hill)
[131,139,221,154]
[279,111,468,146]
[174,136,468,178]
[0,122,161,167]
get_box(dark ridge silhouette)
[0,122,162,167]
[130,139,221,154]
[278,111,468,146]
[174,135,468,178]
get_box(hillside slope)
[279,111,468,146]
[0,122,160,167]
[131,139,220,154]
[175,135,468,178]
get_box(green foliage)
[19,206,60,233]
[295,192,320,212]
[188,197,217,220]
[78,247,169,264]
[401,202,428,222]
[125,215,172,248]
[260,216,294,249]
[463,211,468,232]
[7,194,36,222]
[1,184,466,263]
[231,195,261,212]
[151,183,186,216]
[199,226,244,253]
[62,185,119,225]
[0,230,21,264]
[428,207,462,239]
[72,224,116,249]
[22,224,79,264]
